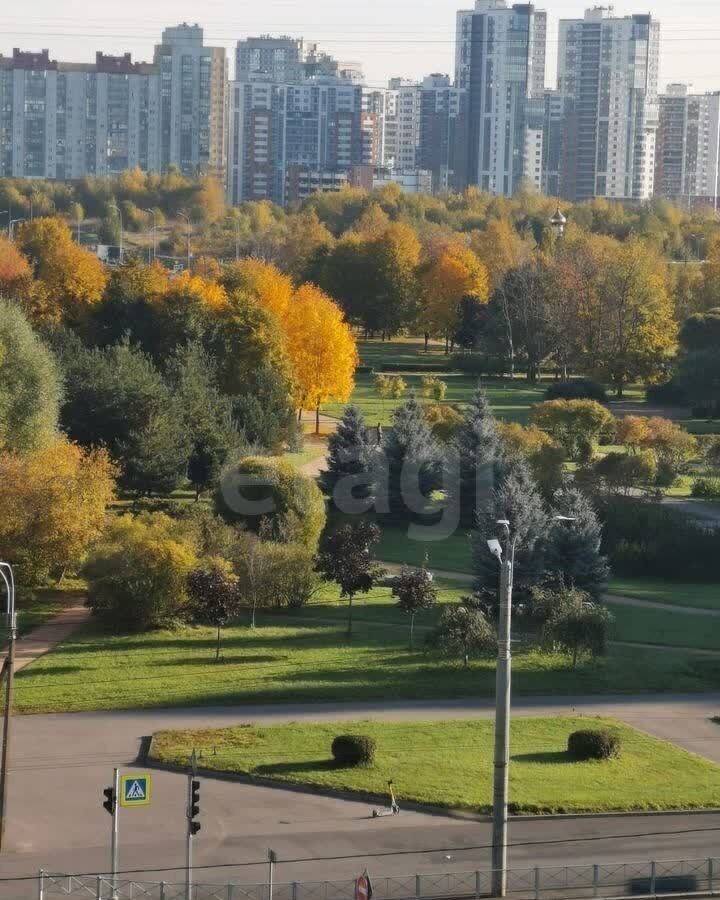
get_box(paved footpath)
[14,603,91,672]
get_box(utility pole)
[111,768,119,897]
[489,524,515,898]
[0,562,16,853]
[102,769,120,897]
[178,212,192,272]
[267,849,277,900]
[186,750,200,900]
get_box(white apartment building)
[455,0,547,196]
[655,84,720,209]
[557,8,660,202]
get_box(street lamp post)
[8,218,25,241]
[178,212,192,271]
[108,204,124,263]
[488,520,515,898]
[0,561,16,853]
[225,216,241,262]
[550,205,567,240]
[488,515,575,897]
[144,209,158,263]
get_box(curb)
[142,737,720,823]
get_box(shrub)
[567,729,621,761]
[331,734,377,766]
[451,353,506,376]
[646,381,687,406]
[425,404,463,441]
[216,456,326,551]
[691,478,720,499]
[599,495,720,581]
[426,604,495,666]
[545,380,607,403]
[531,400,616,462]
[84,513,198,632]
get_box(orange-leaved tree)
[419,243,490,352]
[15,216,107,328]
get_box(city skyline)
[3,0,720,93]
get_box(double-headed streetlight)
[177,212,192,271]
[224,215,241,262]
[108,204,124,263]
[144,208,158,263]
[487,514,574,897]
[0,561,16,852]
[8,218,25,241]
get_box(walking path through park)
[13,603,90,673]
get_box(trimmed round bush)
[545,380,607,403]
[567,729,621,761]
[331,734,377,766]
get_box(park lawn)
[322,373,544,427]
[149,716,720,814]
[608,601,720,651]
[13,600,720,715]
[374,525,475,574]
[608,577,720,610]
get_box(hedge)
[567,729,621,760]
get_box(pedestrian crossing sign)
[120,773,152,807]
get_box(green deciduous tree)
[0,299,61,452]
[216,456,326,551]
[315,522,385,637]
[426,604,495,666]
[187,564,240,659]
[543,588,612,668]
[84,513,198,632]
[392,560,437,649]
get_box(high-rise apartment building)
[455,0,547,196]
[418,74,468,193]
[655,84,720,208]
[226,75,364,206]
[557,8,660,202]
[153,24,227,181]
[0,49,160,179]
[0,25,226,182]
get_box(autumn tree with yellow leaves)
[283,283,358,433]
[0,440,116,584]
[15,217,107,328]
[419,243,490,352]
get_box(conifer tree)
[474,460,548,610]
[546,488,610,601]
[450,383,500,527]
[381,395,443,520]
[321,404,374,501]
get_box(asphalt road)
[3,694,720,898]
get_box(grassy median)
[150,716,720,814]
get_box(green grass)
[609,577,720,610]
[608,602,720,652]
[374,525,475,574]
[323,372,544,427]
[149,716,720,814]
[13,595,720,715]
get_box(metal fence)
[33,857,720,900]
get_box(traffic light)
[189,779,201,835]
[103,787,115,816]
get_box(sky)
[3,0,720,93]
